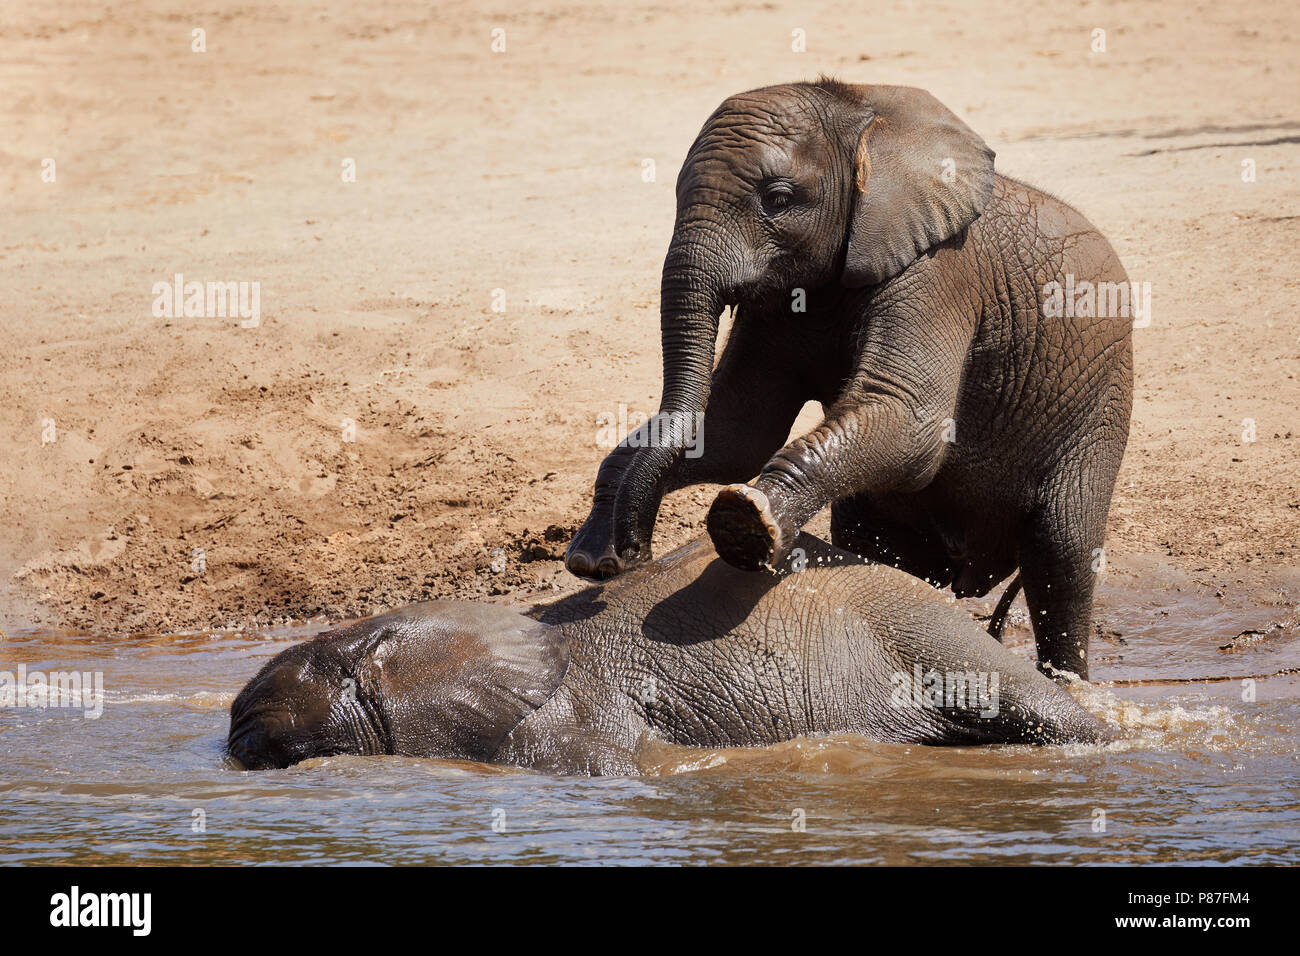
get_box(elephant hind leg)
[1018,483,1111,682]
[1020,401,1127,682]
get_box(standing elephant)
[565,79,1133,680]
[228,534,1114,773]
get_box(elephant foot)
[565,540,634,580]
[565,526,648,581]
[707,484,784,571]
[1036,659,1086,685]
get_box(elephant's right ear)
[838,85,996,289]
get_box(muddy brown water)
[2,557,1297,865]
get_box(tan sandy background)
[1,0,1297,635]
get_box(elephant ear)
[838,84,996,289]
[345,602,569,762]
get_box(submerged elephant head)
[227,603,568,770]
[573,79,996,574]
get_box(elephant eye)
[760,182,795,214]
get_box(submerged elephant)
[566,80,1133,680]
[228,535,1114,772]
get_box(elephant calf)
[228,535,1113,773]
[566,79,1133,680]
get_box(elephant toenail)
[566,551,594,576]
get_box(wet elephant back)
[540,533,1112,751]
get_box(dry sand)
[2,0,1297,635]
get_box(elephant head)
[567,79,996,578]
[227,603,568,770]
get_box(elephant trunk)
[658,254,723,415]
[611,236,726,560]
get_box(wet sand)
[1,0,1297,635]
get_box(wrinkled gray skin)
[565,80,1133,681]
[228,534,1114,773]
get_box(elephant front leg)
[707,399,945,571]
[566,442,644,579]
[566,418,706,579]
[567,323,806,580]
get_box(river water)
[2,558,1297,865]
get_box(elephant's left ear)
[839,85,996,289]
[346,602,569,762]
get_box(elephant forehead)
[716,85,827,127]
[685,129,792,185]
[243,658,337,716]
[685,119,837,194]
